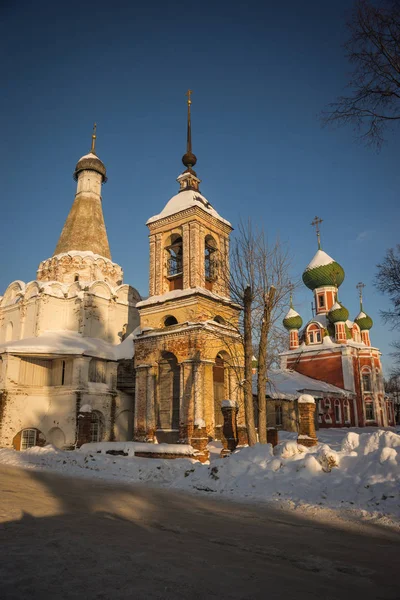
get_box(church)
[280,220,396,428]
[0,96,395,455]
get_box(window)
[205,236,217,280]
[318,295,325,308]
[275,404,283,427]
[334,400,341,423]
[90,412,104,443]
[167,236,183,277]
[89,359,107,384]
[344,400,351,423]
[164,315,178,327]
[362,371,372,391]
[74,274,79,282]
[365,402,374,421]
[308,329,322,344]
[21,429,37,450]
[214,316,225,324]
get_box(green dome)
[328,302,349,324]
[302,250,345,291]
[355,310,373,330]
[283,307,303,330]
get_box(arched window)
[361,369,372,391]
[334,399,341,424]
[352,324,361,343]
[166,235,183,277]
[21,429,37,450]
[205,235,217,281]
[164,315,178,327]
[90,411,104,443]
[343,399,351,423]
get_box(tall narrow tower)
[37,126,123,286]
[133,93,244,457]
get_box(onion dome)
[302,249,345,291]
[73,152,107,183]
[327,301,349,324]
[355,310,373,330]
[283,307,303,330]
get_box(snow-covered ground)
[1,427,399,528]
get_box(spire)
[54,131,111,259]
[182,89,197,171]
[356,281,366,311]
[91,122,97,155]
[311,216,323,250]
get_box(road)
[0,465,399,600]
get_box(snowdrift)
[0,429,399,525]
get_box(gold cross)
[311,216,323,249]
[186,89,193,105]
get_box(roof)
[146,189,231,226]
[252,368,352,399]
[0,331,135,361]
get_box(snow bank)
[1,429,399,526]
[79,441,195,456]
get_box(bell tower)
[133,92,244,460]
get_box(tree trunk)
[243,286,257,446]
[257,286,276,443]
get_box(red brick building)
[280,235,395,428]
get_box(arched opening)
[213,353,226,440]
[166,234,183,291]
[48,427,66,449]
[365,399,374,421]
[361,368,372,392]
[164,315,178,327]
[156,352,180,443]
[205,235,217,291]
[213,315,225,324]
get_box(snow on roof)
[137,286,233,308]
[78,152,102,161]
[146,190,231,227]
[0,331,134,361]
[305,249,335,271]
[284,307,300,319]
[252,369,351,399]
[356,311,367,319]
[330,302,341,312]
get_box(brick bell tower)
[133,92,244,460]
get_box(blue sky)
[1,0,399,374]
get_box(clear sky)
[1,0,399,374]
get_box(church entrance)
[156,352,180,443]
[213,353,226,440]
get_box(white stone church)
[0,131,141,450]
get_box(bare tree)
[322,0,400,149]
[375,244,400,375]
[220,222,293,445]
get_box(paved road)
[0,466,399,600]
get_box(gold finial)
[311,216,323,249]
[185,90,193,154]
[91,122,97,154]
[356,281,366,310]
[186,89,193,106]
